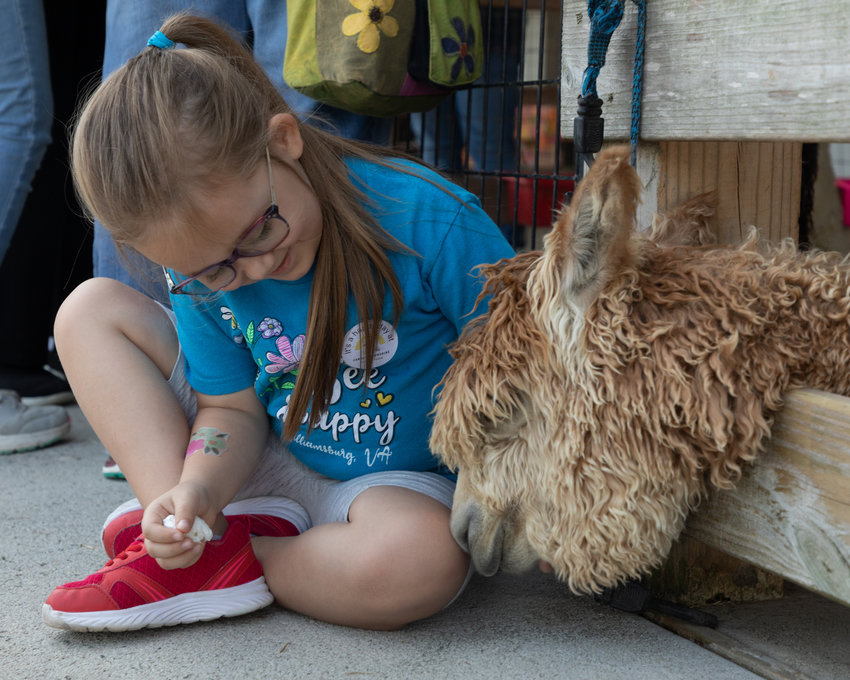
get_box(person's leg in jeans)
[0,0,52,262]
[409,9,521,243]
[409,99,464,172]
[409,7,520,175]
[0,0,71,453]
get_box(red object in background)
[502,177,574,227]
[837,179,850,228]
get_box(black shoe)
[0,364,74,406]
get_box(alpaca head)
[432,146,715,593]
[437,142,850,592]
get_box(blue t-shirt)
[170,157,514,480]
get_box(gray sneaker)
[0,390,71,454]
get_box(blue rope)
[575,0,647,174]
[581,0,625,99]
[629,1,646,165]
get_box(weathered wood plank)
[636,141,802,244]
[684,389,850,607]
[644,611,818,680]
[561,1,850,141]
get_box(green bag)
[284,0,484,117]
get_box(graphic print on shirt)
[217,307,403,471]
[219,306,244,344]
[218,308,304,393]
[340,319,399,369]
[274,320,401,470]
[265,334,305,377]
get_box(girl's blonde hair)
[72,13,412,439]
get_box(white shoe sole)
[42,576,274,632]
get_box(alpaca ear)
[547,146,641,300]
[552,189,605,297]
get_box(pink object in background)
[837,179,850,227]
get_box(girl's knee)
[54,277,178,378]
[55,278,140,338]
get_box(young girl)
[42,13,514,632]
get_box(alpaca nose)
[451,499,504,577]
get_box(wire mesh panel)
[393,0,573,250]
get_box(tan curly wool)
[431,146,850,594]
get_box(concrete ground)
[2,405,848,680]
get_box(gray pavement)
[1,405,847,679]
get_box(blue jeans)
[0,0,52,264]
[92,0,393,299]
[409,77,518,174]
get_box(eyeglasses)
[166,147,290,296]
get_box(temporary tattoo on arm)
[185,427,230,457]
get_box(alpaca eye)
[476,395,529,440]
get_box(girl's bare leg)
[53,277,187,505]
[252,486,470,630]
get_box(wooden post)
[637,140,803,244]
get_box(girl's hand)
[141,481,213,569]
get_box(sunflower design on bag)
[342,0,399,54]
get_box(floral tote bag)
[284,0,484,117]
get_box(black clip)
[597,580,719,628]
[574,94,605,155]
[574,94,605,181]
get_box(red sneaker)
[43,517,272,632]
[102,496,309,559]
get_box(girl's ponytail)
[154,13,283,118]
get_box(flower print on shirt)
[265,334,305,375]
[219,306,244,344]
[257,331,306,397]
[258,317,283,339]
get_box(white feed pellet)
[163,514,213,544]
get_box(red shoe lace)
[105,541,144,567]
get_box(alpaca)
[430,146,850,595]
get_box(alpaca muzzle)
[450,498,503,576]
[451,494,538,577]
